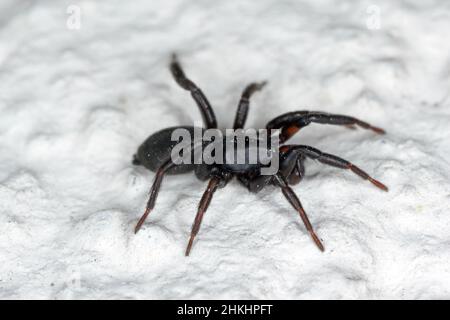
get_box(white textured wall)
[0,0,449,299]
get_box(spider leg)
[170,54,217,129]
[287,156,306,185]
[273,173,324,251]
[279,146,305,185]
[266,111,385,143]
[134,159,175,234]
[233,81,267,129]
[284,145,388,191]
[185,177,221,256]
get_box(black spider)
[133,54,388,256]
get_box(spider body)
[133,126,200,174]
[133,54,388,256]
[134,125,275,186]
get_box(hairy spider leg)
[233,81,267,129]
[273,173,324,251]
[170,54,218,129]
[267,111,385,143]
[287,156,306,185]
[185,177,221,256]
[283,145,388,191]
[134,159,175,234]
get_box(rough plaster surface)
[0,0,449,299]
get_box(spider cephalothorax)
[133,54,388,256]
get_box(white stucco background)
[0,0,449,299]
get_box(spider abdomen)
[133,126,202,174]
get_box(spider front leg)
[283,145,388,191]
[278,145,307,186]
[286,157,306,185]
[273,173,324,251]
[170,54,217,129]
[267,111,385,143]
